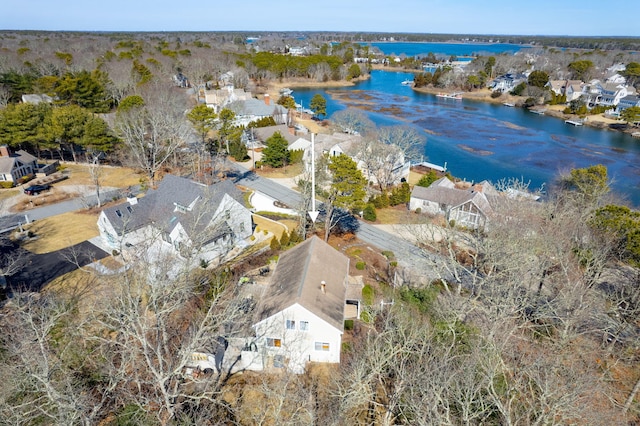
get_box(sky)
[2,0,639,37]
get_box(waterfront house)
[204,85,252,113]
[253,236,349,373]
[97,175,253,268]
[227,97,289,127]
[409,177,494,230]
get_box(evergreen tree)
[262,132,290,168]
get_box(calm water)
[292,70,640,206]
[364,41,527,58]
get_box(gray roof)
[103,175,243,238]
[411,177,493,215]
[0,149,37,175]
[256,236,349,331]
[230,98,288,118]
[251,125,302,145]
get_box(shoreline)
[262,70,636,137]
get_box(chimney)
[264,93,270,105]
[320,280,326,294]
[0,145,11,157]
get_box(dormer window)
[115,209,122,217]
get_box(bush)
[0,181,14,189]
[362,284,374,305]
[279,231,290,247]
[270,236,281,251]
[381,250,395,260]
[355,261,366,270]
[344,319,354,330]
[490,90,503,98]
[415,207,422,214]
[363,203,377,221]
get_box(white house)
[0,145,38,184]
[228,97,289,127]
[97,175,253,267]
[204,85,251,113]
[409,177,495,230]
[253,236,349,373]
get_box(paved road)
[230,162,445,284]
[1,188,124,233]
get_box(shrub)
[363,203,377,221]
[344,319,354,330]
[0,181,14,189]
[270,236,281,251]
[362,284,374,305]
[381,250,395,259]
[415,207,422,214]
[199,258,209,269]
[112,249,119,256]
[279,231,290,247]
[356,261,366,270]
[490,90,503,98]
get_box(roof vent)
[320,280,326,294]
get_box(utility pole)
[308,133,319,223]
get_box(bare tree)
[114,81,191,185]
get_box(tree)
[309,93,327,119]
[262,131,290,168]
[621,62,640,87]
[620,106,640,126]
[48,104,91,162]
[559,164,610,205]
[276,95,296,110]
[321,154,366,240]
[528,70,550,88]
[115,82,190,185]
[347,63,361,80]
[568,60,594,81]
[187,104,217,144]
[416,170,439,187]
[330,107,375,135]
[589,204,640,266]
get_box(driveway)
[2,240,109,297]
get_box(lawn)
[372,204,422,225]
[255,162,304,179]
[253,214,298,239]
[57,163,145,188]
[20,211,100,254]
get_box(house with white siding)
[409,177,495,230]
[253,236,349,373]
[97,175,253,268]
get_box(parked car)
[24,184,51,195]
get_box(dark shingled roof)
[256,236,349,331]
[102,175,243,238]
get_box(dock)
[632,132,640,138]
[565,119,583,126]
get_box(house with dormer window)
[97,175,253,267]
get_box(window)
[266,338,281,348]
[315,342,330,351]
[225,209,231,220]
[239,222,245,232]
[286,320,295,330]
[300,321,309,331]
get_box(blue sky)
[2,0,639,36]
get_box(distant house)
[204,85,252,113]
[617,95,640,113]
[228,97,289,127]
[489,73,527,92]
[409,177,495,230]
[547,80,583,100]
[247,124,310,151]
[253,236,349,373]
[97,175,253,268]
[0,145,38,184]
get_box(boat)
[436,92,462,100]
[279,87,293,96]
[565,119,583,126]
[502,102,515,107]
[401,79,414,86]
[529,109,546,115]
